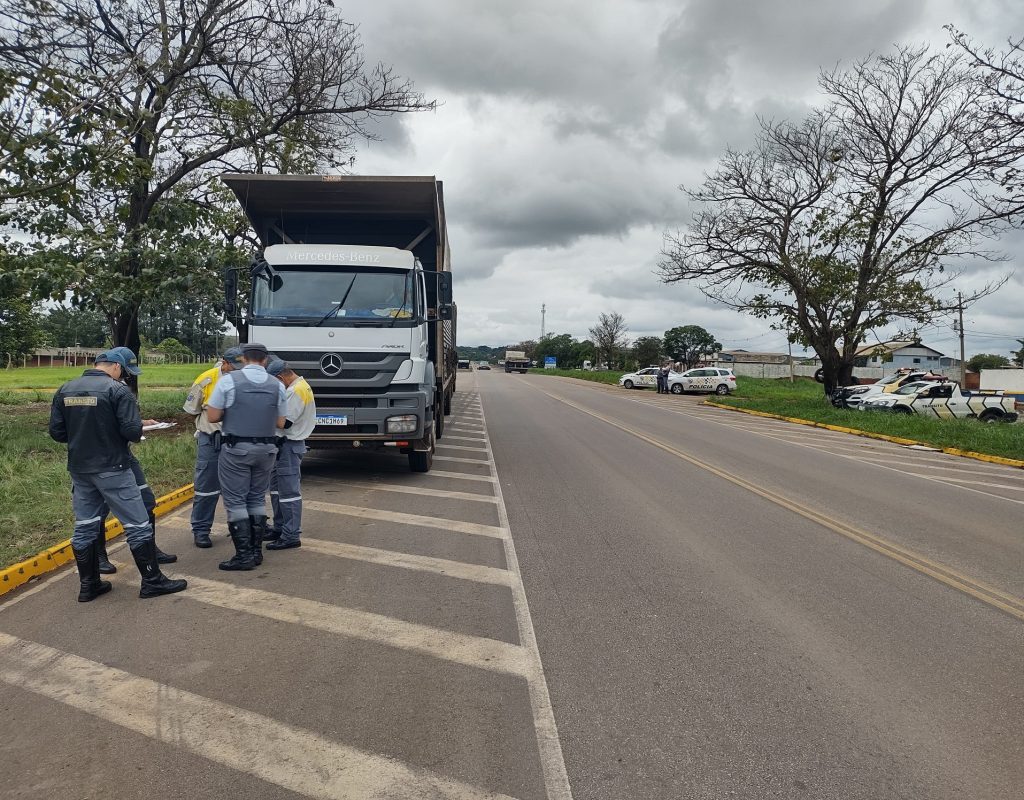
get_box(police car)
[667,368,737,395]
[619,367,670,389]
[861,380,1019,422]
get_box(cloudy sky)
[345,0,1024,358]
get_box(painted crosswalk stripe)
[181,576,528,676]
[0,632,520,800]
[435,455,495,467]
[303,499,507,539]
[301,538,514,586]
[444,434,489,443]
[303,478,499,504]
[421,469,498,484]
[437,444,490,454]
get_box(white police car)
[667,368,737,395]
[619,367,666,389]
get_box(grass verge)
[0,380,197,568]
[0,361,214,389]
[712,377,1024,462]
[526,368,623,386]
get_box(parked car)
[834,369,945,409]
[667,368,736,395]
[619,367,669,389]
[861,380,1018,422]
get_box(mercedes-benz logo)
[319,353,344,377]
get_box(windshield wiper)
[314,275,358,327]
[387,277,411,328]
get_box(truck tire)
[409,429,435,472]
[444,393,452,416]
[435,404,445,438]
[623,379,634,389]
[670,383,684,395]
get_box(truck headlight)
[386,415,418,434]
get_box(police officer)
[206,343,286,571]
[265,358,316,551]
[49,349,187,601]
[183,346,244,548]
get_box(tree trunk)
[112,305,141,395]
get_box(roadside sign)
[544,357,557,369]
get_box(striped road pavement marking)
[301,499,507,538]
[0,632,521,800]
[301,477,501,503]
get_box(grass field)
[0,365,199,569]
[528,369,1024,462]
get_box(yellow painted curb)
[0,483,195,599]
[703,402,1024,469]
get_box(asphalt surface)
[1,370,1022,799]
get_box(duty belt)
[223,435,277,445]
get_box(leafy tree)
[535,333,578,368]
[0,272,43,364]
[659,47,1016,396]
[589,312,629,370]
[632,336,664,368]
[0,0,434,359]
[154,337,193,358]
[1013,339,1024,368]
[967,353,1011,371]
[39,306,109,348]
[663,326,721,370]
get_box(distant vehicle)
[457,359,471,370]
[861,380,1018,422]
[504,350,530,374]
[476,363,491,370]
[834,369,945,409]
[667,368,736,395]
[619,367,668,389]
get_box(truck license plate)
[316,415,348,426]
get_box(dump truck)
[221,174,456,472]
[504,350,530,373]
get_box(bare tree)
[589,312,629,370]
[659,46,1017,395]
[0,0,434,356]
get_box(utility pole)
[540,304,546,339]
[957,291,966,386]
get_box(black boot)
[73,542,112,602]
[219,519,255,571]
[264,525,281,542]
[249,515,266,567]
[193,530,213,548]
[150,512,177,564]
[96,534,117,575]
[130,538,187,599]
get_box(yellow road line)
[537,387,1024,623]
[0,484,195,598]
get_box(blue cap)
[266,356,287,376]
[221,346,244,368]
[95,347,142,376]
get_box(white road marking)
[0,632,521,800]
[437,444,491,454]
[302,478,500,503]
[182,576,529,677]
[444,435,489,443]
[423,470,499,484]
[435,455,497,467]
[476,396,576,800]
[301,538,513,586]
[303,499,507,539]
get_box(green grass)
[0,396,197,569]
[712,377,1024,461]
[527,368,623,385]
[0,361,213,389]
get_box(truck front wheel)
[409,429,435,472]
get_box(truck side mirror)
[437,273,453,305]
[223,268,238,316]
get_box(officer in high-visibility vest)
[205,343,286,571]
[183,346,244,548]
[265,358,316,550]
[49,348,187,601]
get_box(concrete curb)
[0,483,195,598]
[702,401,1024,469]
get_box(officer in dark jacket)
[206,342,286,571]
[49,349,187,602]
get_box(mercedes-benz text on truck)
[221,175,456,473]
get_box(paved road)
[1,370,1021,799]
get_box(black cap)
[241,342,269,357]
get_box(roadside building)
[854,341,959,372]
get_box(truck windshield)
[251,266,416,326]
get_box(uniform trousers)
[70,469,152,549]
[218,443,277,522]
[190,432,221,534]
[270,439,306,543]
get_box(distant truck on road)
[221,174,456,472]
[504,350,530,373]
